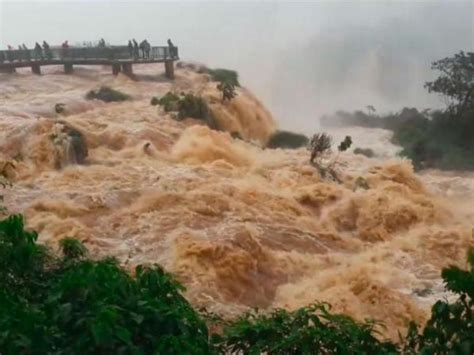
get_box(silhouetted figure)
[98,38,106,48]
[133,39,139,59]
[139,40,150,59]
[42,41,52,60]
[61,40,69,59]
[167,39,174,58]
[144,40,150,58]
[6,45,14,62]
[22,44,30,61]
[34,42,43,60]
[128,40,133,58]
[17,45,24,61]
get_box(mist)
[1,0,472,133]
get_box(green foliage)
[177,94,209,121]
[322,107,474,171]
[266,130,309,149]
[217,81,237,102]
[86,86,130,103]
[404,249,474,354]
[59,237,87,260]
[157,92,218,129]
[321,51,474,171]
[338,136,352,152]
[150,96,160,106]
[309,133,332,162]
[0,215,211,354]
[424,51,474,115]
[217,303,397,354]
[354,148,375,158]
[1,213,473,354]
[207,68,240,87]
[157,91,181,112]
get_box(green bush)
[266,130,309,149]
[150,96,159,106]
[207,68,240,87]
[404,249,474,354]
[177,94,209,120]
[217,81,237,102]
[354,148,375,158]
[86,86,130,103]
[217,303,397,354]
[1,213,472,354]
[322,107,474,171]
[0,215,211,354]
[157,92,181,112]
[157,92,218,129]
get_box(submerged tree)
[217,81,237,102]
[309,134,352,183]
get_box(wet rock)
[51,121,88,168]
[413,288,433,297]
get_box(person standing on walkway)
[61,40,69,59]
[144,40,150,59]
[17,45,24,61]
[22,44,30,61]
[35,42,43,60]
[34,42,43,60]
[133,39,139,59]
[42,41,52,60]
[167,39,175,58]
[6,45,14,62]
[128,40,133,58]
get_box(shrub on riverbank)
[320,51,474,171]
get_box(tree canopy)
[425,51,474,115]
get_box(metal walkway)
[0,45,179,78]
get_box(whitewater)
[0,63,472,340]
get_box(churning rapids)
[1,63,473,340]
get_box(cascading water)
[0,63,472,340]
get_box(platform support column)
[31,64,41,75]
[112,63,121,75]
[164,60,174,79]
[122,63,133,76]
[64,63,73,74]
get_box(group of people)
[0,41,52,63]
[128,39,151,59]
[1,38,178,63]
[127,38,177,60]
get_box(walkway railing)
[0,45,179,63]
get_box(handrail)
[0,45,179,63]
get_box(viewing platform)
[0,45,179,79]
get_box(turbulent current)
[0,63,472,340]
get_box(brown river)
[1,63,472,340]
